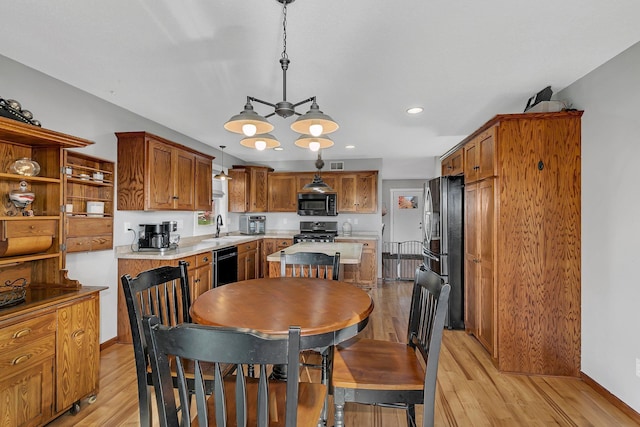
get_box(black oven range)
[293,221,338,243]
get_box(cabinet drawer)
[1,219,57,239]
[67,217,113,237]
[181,256,197,269]
[195,252,212,267]
[238,241,258,254]
[66,235,113,252]
[0,334,56,371]
[0,313,56,357]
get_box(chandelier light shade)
[294,134,334,152]
[223,0,338,151]
[240,133,281,151]
[213,145,232,180]
[223,100,275,136]
[290,100,339,136]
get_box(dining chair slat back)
[142,316,327,427]
[331,265,450,427]
[280,251,340,280]
[121,261,192,427]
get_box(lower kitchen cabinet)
[238,240,259,281]
[335,238,378,289]
[0,289,103,427]
[189,252,213,300]
[262,238,292,278]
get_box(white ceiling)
[2,0,640,166]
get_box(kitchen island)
[266,242,363,280]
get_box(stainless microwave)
[297,193,337,216]
[239,214,266,235]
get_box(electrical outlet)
[124,222,131,232]
[636,358,640,378]
[353,218,359,225]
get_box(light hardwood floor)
[47,280,639,426]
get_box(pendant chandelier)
[224,0,338,151]
[213,145,232,180]
[303,151,333,192]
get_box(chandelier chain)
[281,0,288,60]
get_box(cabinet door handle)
[172,196,179,200]
[13,328,32,339]
[362,243,369,246]
[72,329,85,339]
[12,354,32,365]
[203,256,209,262]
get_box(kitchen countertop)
[115,230,377,260]
[266,242,363,264]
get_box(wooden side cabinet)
[116,131,213,211]
[56,295,100,412]
[441,147,464,176]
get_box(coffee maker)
[138,221,177,251]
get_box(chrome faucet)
[215,214,223,238]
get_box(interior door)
[390,188,423,243]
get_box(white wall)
[558,41,640,412]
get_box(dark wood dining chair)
[142,315,327,427]
[331,265,451,427]
[280,250,341,280]
[122,261,229,427]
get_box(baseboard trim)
[581,371,640,423]
[100,337,118,351]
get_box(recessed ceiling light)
[345,145,355,149]
[274,146,284,151]
[407,107,423,114]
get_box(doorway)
[389,188,423,243]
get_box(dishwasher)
[212,246,238,287]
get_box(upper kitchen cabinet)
[464,127,497,183]
[0,116,91,285]
[228,165,273,212]
[267,172,298,212]
[441,147,464,176]
[116,132,213,211]
[296,173,338,195]
[460,111,583,377]
[194,154,213,211]
[63,151,114,253]
[336,171,378,213]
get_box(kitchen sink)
[201,236,249,243]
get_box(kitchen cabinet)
[336,172,378,213]
[63,151,114,253]
[464,127,496,183]
[56,295,100,413]
[441,147,464,176]
[228,165,272,212]
[261,238,292,278]
[237,240,259,281]
[267,173,297,212]
[115,131,213,211]
[464,179,496,357]
[335,238,378,288]
[194,154,213,211]
[189,252,213,300]
[459,111,582,376]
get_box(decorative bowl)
[9,158,40,176]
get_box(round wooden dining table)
[190,277,374,350]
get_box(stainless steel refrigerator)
[422,176,464,329]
